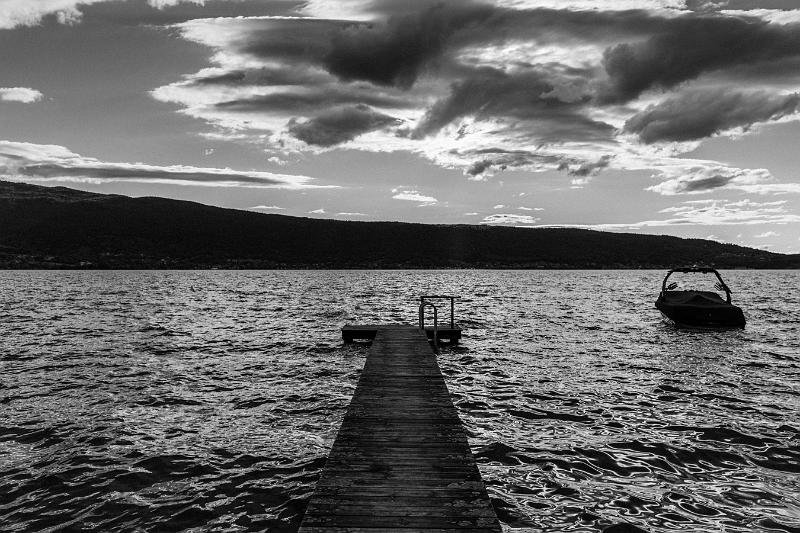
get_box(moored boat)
[655,267,746,329]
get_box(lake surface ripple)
[1,270,798,532]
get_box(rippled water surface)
[1,270,799,532]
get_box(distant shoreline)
[3,180,799,270]
[3,265,799,271]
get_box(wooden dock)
[341,324,462,344]
[299,326,500,532]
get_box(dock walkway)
[299,327,500,532]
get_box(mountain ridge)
[1,180,798,269]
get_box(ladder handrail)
[418,301,439,353]
[419,295,456,329]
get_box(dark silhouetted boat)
[656,267,746,329]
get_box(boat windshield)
[664,271,729,299]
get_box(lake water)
[1,270,799,532]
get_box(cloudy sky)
[2,0,800,252]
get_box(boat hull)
[656,299,746,329]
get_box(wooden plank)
[299,328,500,532]
[342,324,462,343]
[301,529,499,533]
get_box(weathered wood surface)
[299,327,500,532]
[342,324,462,343]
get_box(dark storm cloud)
[464,150,562,177]
[0,141,324,189]
[215,86,415,113]
[321,2,497,89]
[625,89,800,143]
[682,174,737,192]
[14,163,310,188]
[238,18,351,63]
[210,5,665,90]
[18,163,291,187]
[318,5,679,90]
[288,105,399,147]
[181,5,800,109]
[562,155,612,177]
[190,67,328,87]
[461,148,608,178]
[714,55,800,85]
[414,68,557,136]
[413,67,611,142]
[600,16,800,103]
[465,159,494,176]
[217,5,800,105]
[154,1,800,187]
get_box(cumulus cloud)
[0,87,44,103]
[0,140,329,189]
[755,230,779,238]
[251,205,285,210]
[0,0,96,28]
[625,88,800,143]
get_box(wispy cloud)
[539,199,800,232]
[147,0,206,8]
[482,213,541,225]
[0,140,331,190]
[589,199,800,228]
[645,166,775,195]
[251,205,285,210]
[0,0,230,29]
[737,183,800,195]
[0,87,44,103]
[391,187,438,205]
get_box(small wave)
[508,408,594,424]
[663,425,779,448]
[135,396,204,407]
[3,269,799,533]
